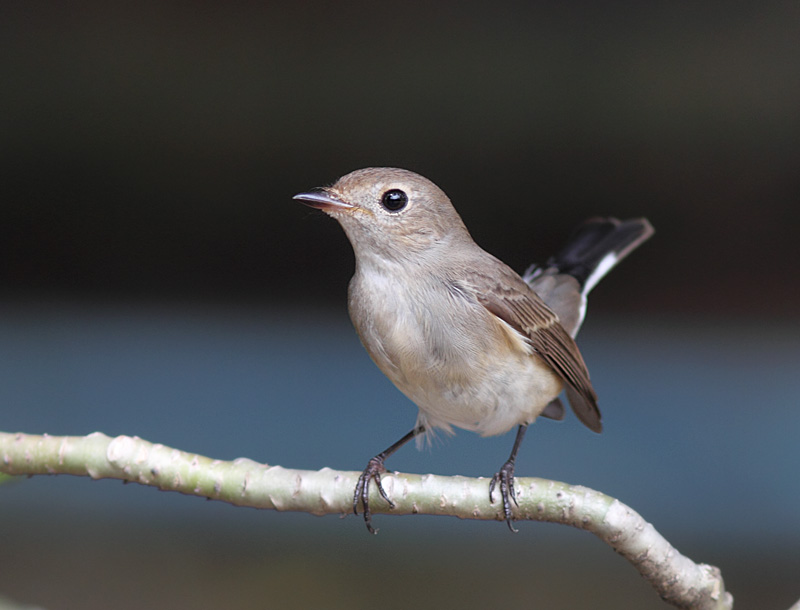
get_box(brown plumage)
[294,167,652,532]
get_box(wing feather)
[472,265,602,432]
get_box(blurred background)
[2,2,799,609]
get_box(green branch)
[1,430,731,609]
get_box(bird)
[293,167,653,533]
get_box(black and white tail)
[525,217,654,337]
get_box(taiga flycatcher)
[294,167,653,532]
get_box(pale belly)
[349,272,564,437]
[402,353,564,437]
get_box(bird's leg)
[354,426,424,534]
[489,424,528,532]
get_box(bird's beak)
[293,189,355,212]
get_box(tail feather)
[546,217,654,295]
[524,217,654,336]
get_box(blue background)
[3,305,799,608]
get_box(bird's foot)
[353,454,395,534]
[489,459,519,532]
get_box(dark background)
[3,1,798,313]
[2,2,799,609]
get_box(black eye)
[381,189,408,212]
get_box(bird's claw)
[489,459,519,532]
[353,455,394,534]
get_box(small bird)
[294,168,653,533]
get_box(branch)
[1,431,730,610]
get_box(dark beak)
[293,189,355,211]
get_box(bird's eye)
[380,189,408,212]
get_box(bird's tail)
[524,217,654,336]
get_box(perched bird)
[294,168,653,533]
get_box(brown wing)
[473,265,602,433]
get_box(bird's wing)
[471,264,602,433]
